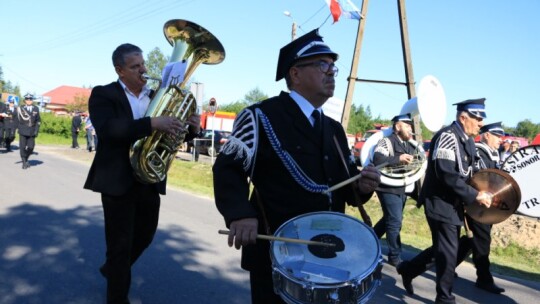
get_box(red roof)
[42,85,91,106]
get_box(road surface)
[1,145,539,303]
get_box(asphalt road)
[1,145,539,303]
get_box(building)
[42,85,91,115]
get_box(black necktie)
[311,110,321,133]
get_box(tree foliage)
[514,119,540,140]
[64,93,89,114]
[145,47,168,79]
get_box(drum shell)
[501,145,540,218]
[270,212,382,304]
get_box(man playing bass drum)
[455,122,506,294]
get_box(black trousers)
[101,182,160,304]
[429,218,460,304]
[19,135,35,160]
[72,131,79,148]
[249,268,286,304]
[456,214,493,284]
[2,127,15,149]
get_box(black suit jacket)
[84,81,166,196]
[16,105,40,137]
[421,122,479,225]
[213,91,371,271]
[72,115,82,132]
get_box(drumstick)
[218,230,335,247]
[324,162,388,194]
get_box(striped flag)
[324,0,362,23]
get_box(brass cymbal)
[466,169,521,224]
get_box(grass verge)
[36,134,540,282]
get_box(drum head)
[501,145,540,218]
[270,211,381,284]
[467,169,521,224]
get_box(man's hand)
[186,113,201,135]
[476,191,493,208]
[399,153,414,164]
[151,116,183,135]
[227,218,258,249]
[356,165,381,194]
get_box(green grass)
[347,200,540,282]
[36,134,540,282]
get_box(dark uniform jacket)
[213,91,371,271]
[72,114,82,132]
[83,81,166,196]
[2,105,17,129]
[0,102,5,126]
[476,141,499,170]
[16,105,40,137]
[372,132,418,195]
[420,122,479,225]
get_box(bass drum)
[270,211,382,304]
[501,145,540,218]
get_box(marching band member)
[372,113,417,267]
[16,93,40,169]
[2,100,18,152]
[398,98,492,303]
[213,29,381,303]
[455,122,505,293]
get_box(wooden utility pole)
[341,0,422,143]
[341,0,369,131]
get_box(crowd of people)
[1,27,531,304]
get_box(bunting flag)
[324,0,362,23]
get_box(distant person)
[83,43,200,303]
[84,114,96,152]
[16,94,41,169]
[499,139,512,164]
[372,113,417,267]
[71,111,82,149]
[510,140,520,153]
[0,101,6,148]
[1,100,17,152]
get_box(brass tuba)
[360,75,446,189]
[130,19,225,183]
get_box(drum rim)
[270,211,382,287]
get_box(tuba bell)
[360,75,446,189]
[130,19,225,184]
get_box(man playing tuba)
[372,113,417,267]
[84,43,200,304]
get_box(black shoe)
[396,262,414,295]
[388,258,403,267]
[22,160,28,169]
[475,281,505,294]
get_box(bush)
[39,113,84,139]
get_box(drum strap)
[253,187,272,235]
[333,136,373,227]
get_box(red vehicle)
[532,133,540,145]
[352,124,388,165]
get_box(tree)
[65,93,89,114]
[243,87,267,105]
[514,119,540,140]
[145,47,168,80]
[218,100,249,114]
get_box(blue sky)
[1,0,539,128]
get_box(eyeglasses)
[295,60,338,77]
